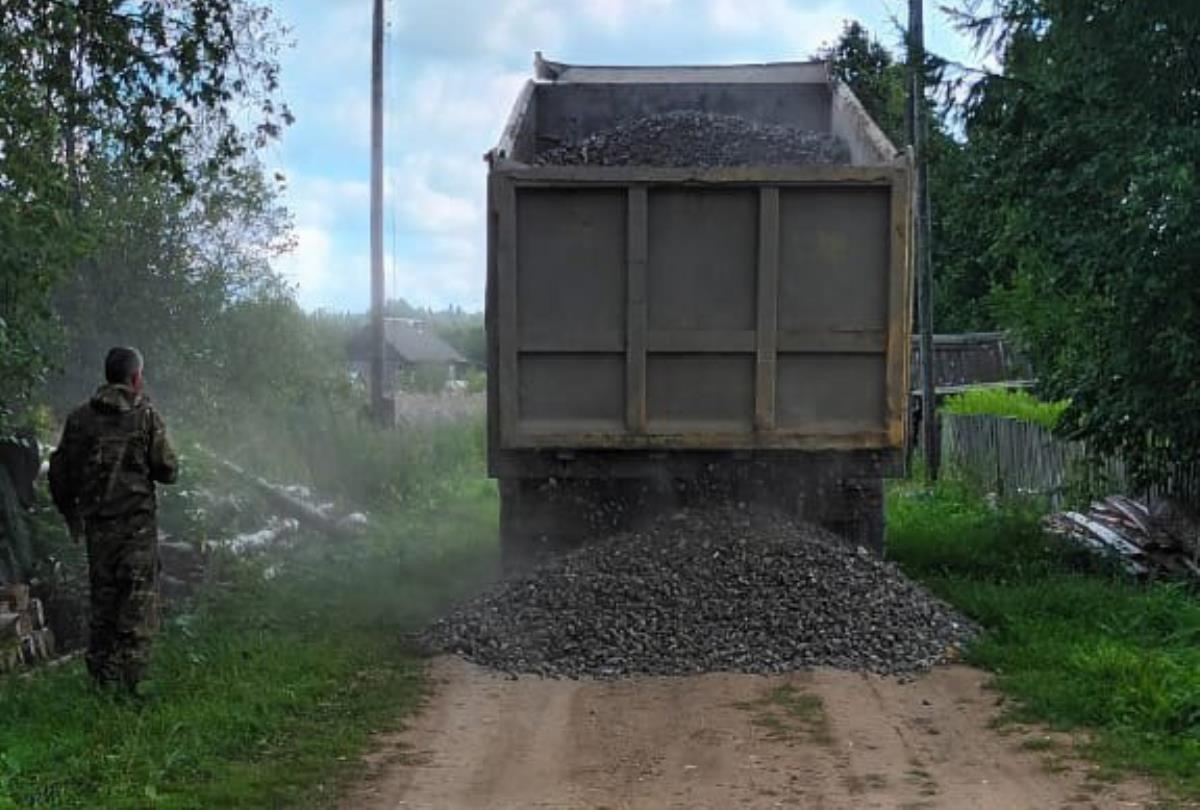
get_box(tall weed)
[942,387,1068,429]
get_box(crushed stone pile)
[424,507,974,678]
[533,110,851,168]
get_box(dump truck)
[486,57,912,565]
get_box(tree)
[0,0,290,431]
[819,21,908,145]
[49,152,296,415]
[818,21,994,333]
[950,1,1200,483]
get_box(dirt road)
[344,656,1160,810]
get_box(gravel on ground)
[424,507,974,678]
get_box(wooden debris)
[2,583,30,612]
[197,448,364,540]
[0,583,56,672]
[1044,495,1200,581]
[226,517,300,554]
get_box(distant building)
[909,331,1035,456]
[909,331,1032,394]
[346,318,468,393]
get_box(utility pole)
[369,0,387,424]
[908,0,938,481]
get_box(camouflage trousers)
[85,512,160,690]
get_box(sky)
[266,0,981,314]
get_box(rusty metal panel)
[493,178,907,453]
[516,188,626,349]
[625,187,648,432]
[487,61,913,474]
[776,354,887,431]
[512,186,627,440]
[646,189,758,331]
[519,354,625,433]
[778,187,890,333]
[646,354,755,431]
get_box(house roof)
[347,319,466,365]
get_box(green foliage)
[888,482,1200,795]
[0,429,498,809]
[50,157,299,418]
[818,21,907,145]
[0,471,32,584]
[436,321,486,367]
[400,364,451,394]
[203,388,485,513]
[464,369,487,395]
[815,22,988,332]
[0,0,290,434]
[0,1,291,193]
[942,387,1069,429]
[947,1,1200,485]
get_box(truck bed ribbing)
[486,56,913,560]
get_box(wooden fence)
[939,413,1200,510]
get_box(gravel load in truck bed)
[533,110,851,168]
[424,507,974,678]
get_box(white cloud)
[707,0,853,51]
[482,0,568,57]
[391,157,481,235]
[286,175,369,228]
[274,0,974,311]
[582,0,676,32]
[272,170,371,308]
[277,226,334,306]
[401,65,528,143]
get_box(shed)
[910,332,1032,394]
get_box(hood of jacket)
[90,383,141,414]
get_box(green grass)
[0,463,498,808]
[888,482,1200,796]
[941,387,1069,429]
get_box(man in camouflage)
[49,347,178,694]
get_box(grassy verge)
[887,482,1200,796]
[941,387,1069,429]
[0,430,497,809]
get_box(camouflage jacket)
[49,384,178,521]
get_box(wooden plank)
[626,186,648,432]
[885,169,911,447]
[645,330,756,353]
[777,329,886,354]
[496,180,520,445]
[498,165,902,186]
[755,187,780,431]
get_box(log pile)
[0,583,56,673]
[1043,495,1200,580]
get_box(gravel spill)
[424,507,975,678]
[533,110,851,168]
